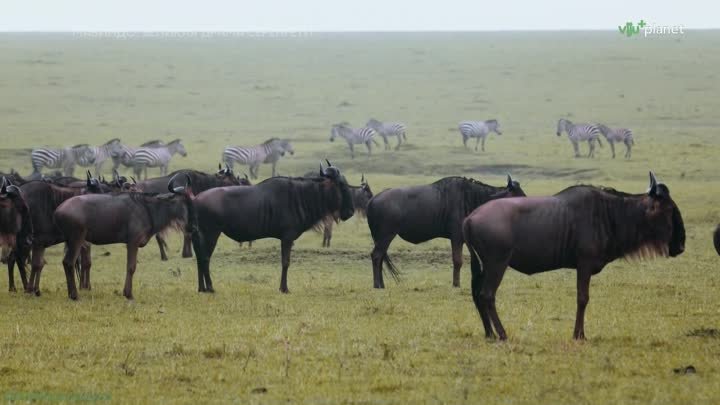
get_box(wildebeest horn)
[326,159,332,167]
[130,176,137,184]
[225,163,231,173]
[1,177,6,194]
[507,173,513,187]
[361,173,365,183]
[243,173,249,180]
[86,170,92,180]
[6,185,20,196]
[319,162,325,176]
[113,168,120,180]
[218,163,222,171]
[648,171,658,195]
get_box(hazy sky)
[1,0,714,31]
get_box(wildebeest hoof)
[9,286,16,292]
[35,290,41,297]
[279,288,289,294]
[69,293,78,300]
[673,365,696,374]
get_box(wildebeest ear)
[218,163,222,171]
[507,174,514,189]
[361,173,365,183]
[225,163,232,174]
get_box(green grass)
[1,31,720,404]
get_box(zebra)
[75,138,125,176]
[597,124,634,159]
[30,144,96,176]
[111,140,166,173]
[556,118,603,158]
[329,123,379,159]
[222,138,290,179]
[458,119,503,152]
[128,139,187,179]
[366,118,407,150]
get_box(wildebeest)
[54,174,196,300]
[132,166,249,260]
[191,161,354,293]
[713,225,720,256]
[8,173,106,295]
[320,175,373,248]
[462,172,685,340]
[367,175,525,289]
[0,178,33,291]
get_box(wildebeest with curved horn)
[53,173,196,300]
[367,175,525,289]
[192,160,355,293]
[6,172,106,295]
[132,165,249,260]
[462,172,685,340]
[0,177,33,291]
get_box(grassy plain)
[1,31,720,404]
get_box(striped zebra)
[222,138,289,179]
[111,140,166,172]
[128,139,187,179]
[597,124,634,159]
[556,118,603,158]
[329,123,379,159]
[366,118,407,150]
[458,119,503,152]
[30,144,96,176]
[76,138,125,176]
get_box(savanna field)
[1,32,720,404]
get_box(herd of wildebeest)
[0,117,714,341]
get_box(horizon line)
[0,28,718,33]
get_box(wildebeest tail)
[382,253,401,282]
[462,218,485,317]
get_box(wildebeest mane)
[260,175,341,232]
[433,176,509,214]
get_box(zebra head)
[168,139,187,157]
[366,118,382,130]
[72,144,96,165]
[556,118,572,136]
[486,119,502,135]
[279,139,294,156]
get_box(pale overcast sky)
[1,0,715,31]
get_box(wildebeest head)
[490,174,526,199]
[354,174,374,213]
[215,164,243,186]
[0,177,26,244]
[643,171,685,257]
[85,170,104,193]
[319,160,354,221]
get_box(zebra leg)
[609,141,616,159]
[463,135,468,148]
[588,140,595,158]
[481,136,486,152]
[395,134,401,151]
[626,142,632,159]
[349,143,355,159]
[475,137,480,152]
[383,135,390,151]
[272,161,277,177]
[365,142,372,158]
[572,140,580,158]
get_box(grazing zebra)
[597,124,634,159]
[366,118,407,150]
[556,118,603,158]
[222,138,290,179]
[30,144,96,176]
[112,140,166,175]
[76,138,125,176]
[329,123,379,159]
[458,119,503,152]
[128,139,187,179]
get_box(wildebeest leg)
[371,234,396,289]
[156,234,169,261]
[469,249,494,339]
[181,232,193,258]
[323,220,333,247]
[61,241,82,300]
[480,256,510,340]
[451,239,463,288]
[191,229,220,292]
[279,239,293,293]
[122,244,138,300]
[27,245,46,295]
[79,245,92,290]
[7,249,16,292]
[573,265,596,340]
[609,141,616,159]
[1,245,9,264]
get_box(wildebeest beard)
[127,192,191,238]
[309,177,354,231]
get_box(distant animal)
[458,120,503,152]
[111,140,166,174]
[6,172,106,295]
[223,138,293,179]
[0,177,33,291]
[367,175,525,288]
[462,172,685,340]
[714,225,720,256]
[76,138,126,176]
[366,119,407,150]
[191,161,355,293]
[330,123,379,159]
[128,139,187,180]
[556,118,603,158]
[54,173,196,300]
[30,144,96,176]
[132,166,249,261]
[597,124,634,159]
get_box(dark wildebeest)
[192,161,354,293]
[8,173,106,295]
[320,175,372,248]
[713,225,720,255]
[462,172,685,340]
[54,174,196,300]
[132,166,249,260]
[0,178,33,290]
[367,175,525,289]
